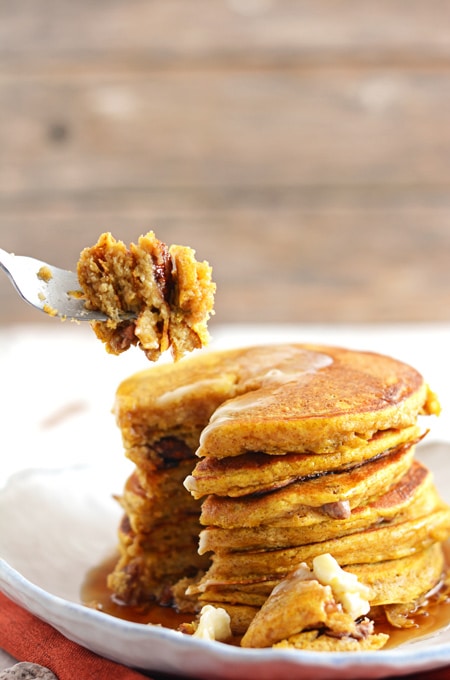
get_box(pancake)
[77,231,215,361]
[198,443,416,529]
[274,631,388,652]
[193,543,445,609]
[119,462,201,534]
[193,545,446,637]
[196,345,439,458]
[198,461,439,553]
[353,542,445,607]
[108,514,209,605]
[106,342,448,649]
[240,562,388,650]
[108,458,206,605]
[197,506,450,585]
[185,425,422,499]
[114,344,438,454]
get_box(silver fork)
[0,247,113,321]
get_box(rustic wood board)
[1,1,450,324]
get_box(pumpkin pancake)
[198,506,450,585]
[196,345,439,459]
[193,543,444,609]
[119,461,201,534]
[114,344,439,456]
[198,442,416,529]
[240,562,388,650]
[108,513,209,605]
[185,425,422,499]
[198,461,438,553]
[197,544,446,637]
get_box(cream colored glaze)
[237,346,333,386]
[155,376,233,406]
[198,348,333,445]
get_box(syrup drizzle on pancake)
[199,347,333,440]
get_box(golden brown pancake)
[194,540,445,607]
[108,515,209,605]
[197,461,439,553]
[198,506,450,585]
[239,564,389,650]
[193,543,445,611]
[192,545,446,637]
[119,462,201,534]
[198,443,416,529]
[274,631,389,652]
[185,425,422,499]
[114,344,439,454]
[196,344,439,458]
[353,543,445,607]
[108,458,207,605]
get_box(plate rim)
[2,555,450,677]
[1,465,450,679]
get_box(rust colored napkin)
[4,590,450,680]
[0,592,154,680]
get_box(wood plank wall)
[1,0,450,325]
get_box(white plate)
[1,445,450,680]
[1,323,450,679]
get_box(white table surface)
[0,322,449,671]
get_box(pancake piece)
[107,458,209,606]
[77,231,215,360]
[240,558,388,651]
[107,343,448,649]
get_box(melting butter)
[312,553,371,620]
[192,605,232,642]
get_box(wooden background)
[1,0,450,326]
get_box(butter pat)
[312,553,371,620]
[193,605,232,642]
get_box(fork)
[0,247,114,321]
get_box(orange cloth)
[3,591,450,680]
[0,592,154,679]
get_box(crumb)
[43,303,58,317]
[37,266,53,282]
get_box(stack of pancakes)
[108,343,450,647]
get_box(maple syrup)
[377,541,450,649]
[375,593,450,649]
[81,553,193,629]
[81,546,450,648]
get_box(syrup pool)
[81,553,193,629]
[81,547,450,649]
